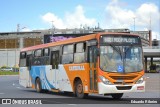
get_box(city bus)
[19,32,145,99]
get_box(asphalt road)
[0,73,159,107]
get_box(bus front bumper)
[98,81,145,94]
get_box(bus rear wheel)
[75,80,88,98]
[111,93,123,99]
[35,78,43,93]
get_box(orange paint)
[63,63,90,93]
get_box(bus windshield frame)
[99,34,143,73]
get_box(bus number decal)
[69,65,85,71]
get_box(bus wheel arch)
[35,77,43,93]
[73,77,88,98]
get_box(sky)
[0,0,160,39]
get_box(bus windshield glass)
[100,35,143,73]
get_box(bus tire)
[75,80,88,98]
[111,93,123,99]
[35,78,43,93]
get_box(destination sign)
[103,36,139,43]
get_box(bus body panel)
[29,65,73,92]
[30,65,55,90]
[58,65,73,92]
[19,67,32,88]
[98,81,145,94]
[46,65,58,89]
[63,63,90,93]
[97,69,144,83]
[28,64,90,93]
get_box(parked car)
[156,64,160,73]
[1,67,13,71]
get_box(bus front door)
[89,46,98,92]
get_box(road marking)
[13,83,15,86]
[16,87,22,89]
[67,104,77,106]
[0,93,4,94]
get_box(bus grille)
[116,86,132,90]
[114,82,133,84]
[109,76,137,80]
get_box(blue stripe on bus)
[30,66,55,90]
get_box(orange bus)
[19,32,145,99]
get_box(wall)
[0,49,20,67]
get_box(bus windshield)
[100,35,143,73]
[100,46,143,73]
[100,45,143,73]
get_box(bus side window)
[26,54,32,70]
[34,49,42,57]
[74,42,86,63]
[51,51,59,69]
[43,48,50,56]
[19,52,27,67]
[43,48,50,65]
[61,44,73,64]
[20,52,26,59]
[33,49,42,65]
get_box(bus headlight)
[136,76,144,84]
[99,76,112,85]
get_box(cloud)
[41,2,159,40]
[41,5,97,29]
[64,5,97,28]
[41,12,66,29]
[136,3,159,27]
[105,0,160,39]
[105,0,135,28]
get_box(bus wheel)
[75,80,88,98]
[35,78,42,93]
[111,93,123,99]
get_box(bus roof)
[20,32,139,52]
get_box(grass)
[0,71,19,75]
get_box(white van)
[1,67,13,71]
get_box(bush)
[1,65,8,69]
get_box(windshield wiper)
[125,44,134,52]
[124,44,135,59]
[110,44,123,60]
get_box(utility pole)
[17,24,26,49]
[5,38,8,67]
[98,22,100,29]
[17,24,20,32]
[51,21,54,35]
[15,39,17,68]
[16,24,20,68]
[149,13,152,30]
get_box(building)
[0,28,152,49]
[0,31,43,49]
[0,31,43,67]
